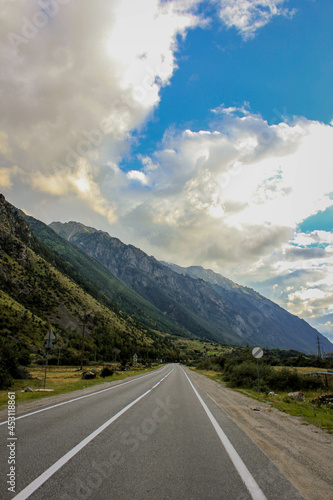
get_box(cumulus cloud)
[217,0,296,40]
[0,167,19,189]
[0,0,201,219]
[32,158,117,223]
[121,112,332,251]
[126,170,150,185]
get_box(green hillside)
[0,195,180,388]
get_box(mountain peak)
[49,221,98,241]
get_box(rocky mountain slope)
[50,221,332,353]
[25,216,190,338]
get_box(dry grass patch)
[0,364,162,410]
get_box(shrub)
[196,358,222,372]
[223,358,316,392]
[197,349,326,393]
[301,375,324,390]
[224,361,258,389]
[101,366,114,378]
[0,338,31,388]
[0,366,13,389]
[267,367,302,392]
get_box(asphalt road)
[0,364,304,500]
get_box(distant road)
[0,365,303,499]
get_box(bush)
[197,349,326,393]
[224,361,258,388]
[267,367,302,392]
[101,366,114,378]
[224,357,318,392]
[0,338,31,389]
[196,358,221,372]
[0,366,13,389]
[301,375,324,390]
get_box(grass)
[191,367,333,434]
[0,364,162,411]
[237,388,333,434]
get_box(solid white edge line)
[182,368,267,500]
[0,366,166,426]
[13,368,173,500]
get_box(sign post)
[252,347,263,393]
[44,329,56,389]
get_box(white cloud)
[106,0,201,107]
[126,170,149,185]
[0,167,19,189]
[0,0,202,209]
[32,158,117,224]
[293,231,333,247]
[217,0,296,39]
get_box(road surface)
[0,364,304,499]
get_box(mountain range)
[0,193,331,360]
[47,220,332,353]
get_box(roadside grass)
[191,367,333,434]
[236,388,333,434]
[0,364,162,410]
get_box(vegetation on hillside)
[0,197,181,389]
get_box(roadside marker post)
[44,329,56,389]
[252,347,263,393]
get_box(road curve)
[0,364,304,499]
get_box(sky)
[0,0,332,344]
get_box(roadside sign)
[252,347,263,393]
[252,347,263,359]
[44,329,56,351]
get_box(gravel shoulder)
[186,368,333,500]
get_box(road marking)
[13,369,173,500]
[0,366,165,426]
[182,368,267,500]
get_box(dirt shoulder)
[186,368,333,500]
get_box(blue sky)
[0,0,332,344]
[127,0,333,173]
